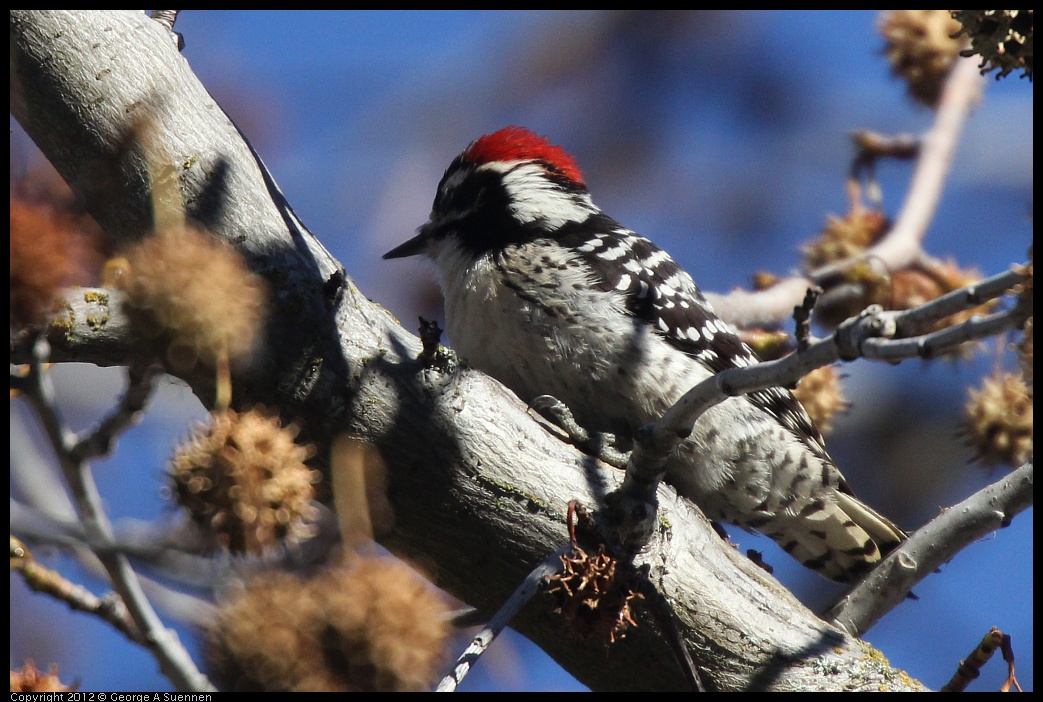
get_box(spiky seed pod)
[951,10,1033,81]
[322,556,450,692]
[544,544,643,644]
[114,225,268,372]
[792,365,847,437]
[169,407,319,554]
[964,372,1033,467]
[10,661,73,692]
[206,558,449,692]
[10,200,88,328]
[205,569,332,692]
[802,208,889,270]
[879,10,966,107]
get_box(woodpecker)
[384,126,905,582]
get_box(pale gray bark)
[10,10,932,691]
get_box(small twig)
[939,627,1021,692]
[850,131,920,209]
[886,266,1030,338]
[794,285,823,353]
[850,130,920,162]
[940,627,1003,692]
[20,336,215,693]
[10,500,227,588]
[824,462,1032,638]
[11,536,141,643]
[999,631,1023,693]
[612,264,1028,552]
[435,546,568,692]
[849,130,919,207]
[71,358,159,462]
[417,316,458,373]
[863,304,1027,361]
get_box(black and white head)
[383,126,601,262]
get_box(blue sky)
[11,10,1032,692]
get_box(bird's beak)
[383,223,432,260]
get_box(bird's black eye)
[434,163,492,223]
[433,158,470,216]
[434,185,467,221]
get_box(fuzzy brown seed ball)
[115,225,268,371]
[322,557,450,691]
[879,10,966,108]
[803,209,889,270]
[10,200,87,328]
[169,407,319,554]
[792,366,847,437]
[206,558,449,692]
[964,372,1033,467]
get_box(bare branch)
[864,304,1026,361]
[812,57,983,287]
[10,499,225,589]
[436,546,567,692]
[19,336,214,692]
[11,536,141,643]
[824,462,1033,637]
[885,265,1031,338]
[613,265,1028,551]
[706,56,985,329]
[71,359,161,462]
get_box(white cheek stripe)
[482,161,597,229]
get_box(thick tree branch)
[6,10,987,691]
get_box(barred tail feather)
[773,495,906,583]
[834,490,906,556]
